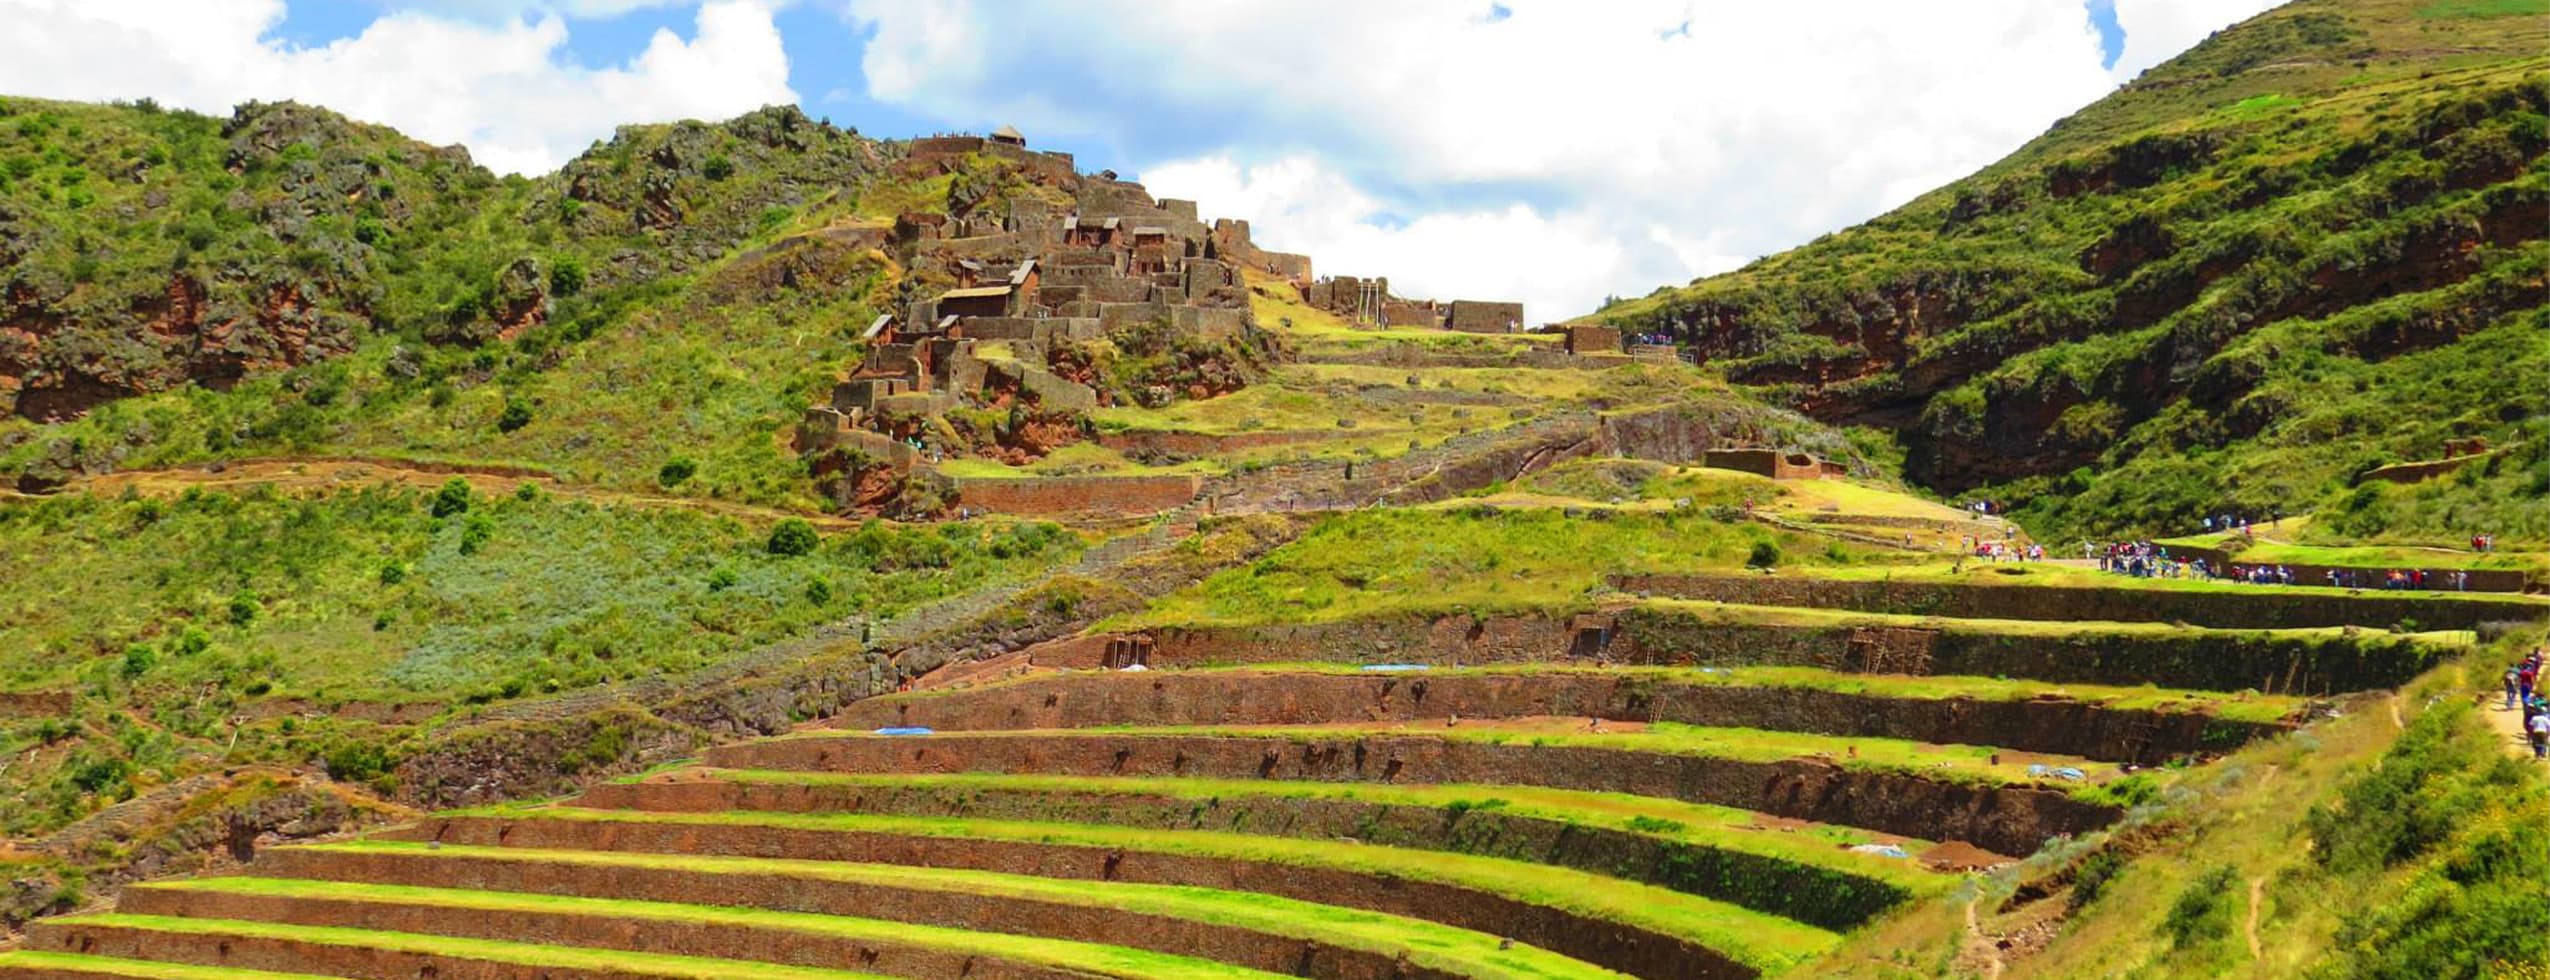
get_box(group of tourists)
[2091,541,2211,579]
[1963,536,2043,563]
[2505,652,2550,760]
[2198,511,2281,536]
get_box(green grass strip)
[0,951,338,980]
[143,877,1284,980]
[687,768,1953,895]
[22,914,896,980]
[870,659,2303,724]
[418,801,1841,973]
[762,720,2120,787]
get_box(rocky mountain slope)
[1599,0,2547,541]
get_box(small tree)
[767,518,819,557]
[430,478,472,518]
[496,400,533,433]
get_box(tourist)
[2530,711,2550,761]
[2509,665,2526,711]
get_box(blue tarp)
[873,726,936,736]
[1359,664,1432,672]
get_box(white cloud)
[846,0,2276,318]
[0,0,796,175]
[2110,0,2285,80]
[1143,155,1636,323]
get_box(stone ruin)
[1295,275,1528,334]
[796,127,1288,499]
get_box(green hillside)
[0,98,888,504]
[1598,0,2548,543]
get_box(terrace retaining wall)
[357,825,1741,980]
[1140,609,2438,696]
[1613,572,2547,631]
[109,887,1087,980]
[830,671,2286,762]
[577,778,1915,929]
[704,733,2118,856]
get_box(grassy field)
[1111,506,1897,628]
[315,839,1665,978]
[2151,529,2542,572]
[145,877,1287,980]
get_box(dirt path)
[2482,701,2537,761]
[1964,898,2005,980]
[2244,876,2267,961]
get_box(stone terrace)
[4,561,2510,978]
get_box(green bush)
[766,518,819,557]
[1746,540,1783,569]
[658,457,697,487]
[2161,863,2240,948]
[496,400,533,433]
[225,591,259,626]
[430,478,472,518]
[549,256,586,297]
[321,740,392,783]
[458,514,495,555]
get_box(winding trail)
[2244,876,2266,961]
[63,456,873,529]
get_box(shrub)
[513,482,541,502]
[2161,863,2240,948]
[321,740,392,783]
[658,457,697,487]
[118,645,155,681]
[706,567,739,592]
[548,256,586,297]
[804,577,833,606]
[702,154,735,181]
[766,518,819,557]
[1746,540,1783,568]
[225,591,259,626]
[496,400,533,433]
[429,478,472,518]
[458,514,495,556]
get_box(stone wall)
[1702,448,1847,480]
[1445,300,1525,334]
[1564,324,1623,355]
[953,473,1201,518]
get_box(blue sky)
[2,0,2275,317]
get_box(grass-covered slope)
[0,482,1077,837]
[1598,0,2549,542]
